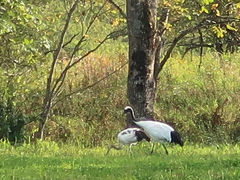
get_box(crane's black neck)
[129,109,137,121]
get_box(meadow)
[1,141,240,180]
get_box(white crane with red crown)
[124,106,184,155]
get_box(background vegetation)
[1,0,240,179]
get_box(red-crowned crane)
[106,127,150,155]
[124,106,184,155]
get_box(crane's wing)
[134,121,174,142]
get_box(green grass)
[0,141,240,179]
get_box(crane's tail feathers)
[170,131,184,146]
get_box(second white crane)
[106,127,150,155]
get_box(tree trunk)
[126,0,160,124]
[38,117,46,140]
[37,97,52,140]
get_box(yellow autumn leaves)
[111,18,126,27]
[212,24,238,38]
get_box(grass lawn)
[0,141,240,180]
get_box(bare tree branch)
[44,32,81,55]
[70,1,108,59]
[158,8,170,36]
[157,17,239,75]
[52,32,108,101]
[181,43,214,58]
[44,0,80,110]
[52,61,128,107]
[38,0,81,140]
[106,0,127,19]
[154,7,170,79]
[49,0,127,106]
[51,1,109,102]
[157,20,206,74]
[51,26,126,102]
[198,29,203,69]
[62,33,80,49]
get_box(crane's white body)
[106,127,150,155]
[134,121,174,143]
[117,128,140,146]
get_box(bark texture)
[126,0,160,124]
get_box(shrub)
[0,99,26,144]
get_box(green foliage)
[201,0,214,5]
[26,51,240,146]
[0,142,240,179]
[0,0,240,147]
[157,52,240,143]
[0,0,48,70]
[1,0,129,144]
[0,99,26,143]
[47,54,128,146]
[0,69,40,143]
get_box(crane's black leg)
[105,146,111,155]
[162,144,168,155]
[105,144,122,155]
[129,144,133,154]
[150,143,155,154]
